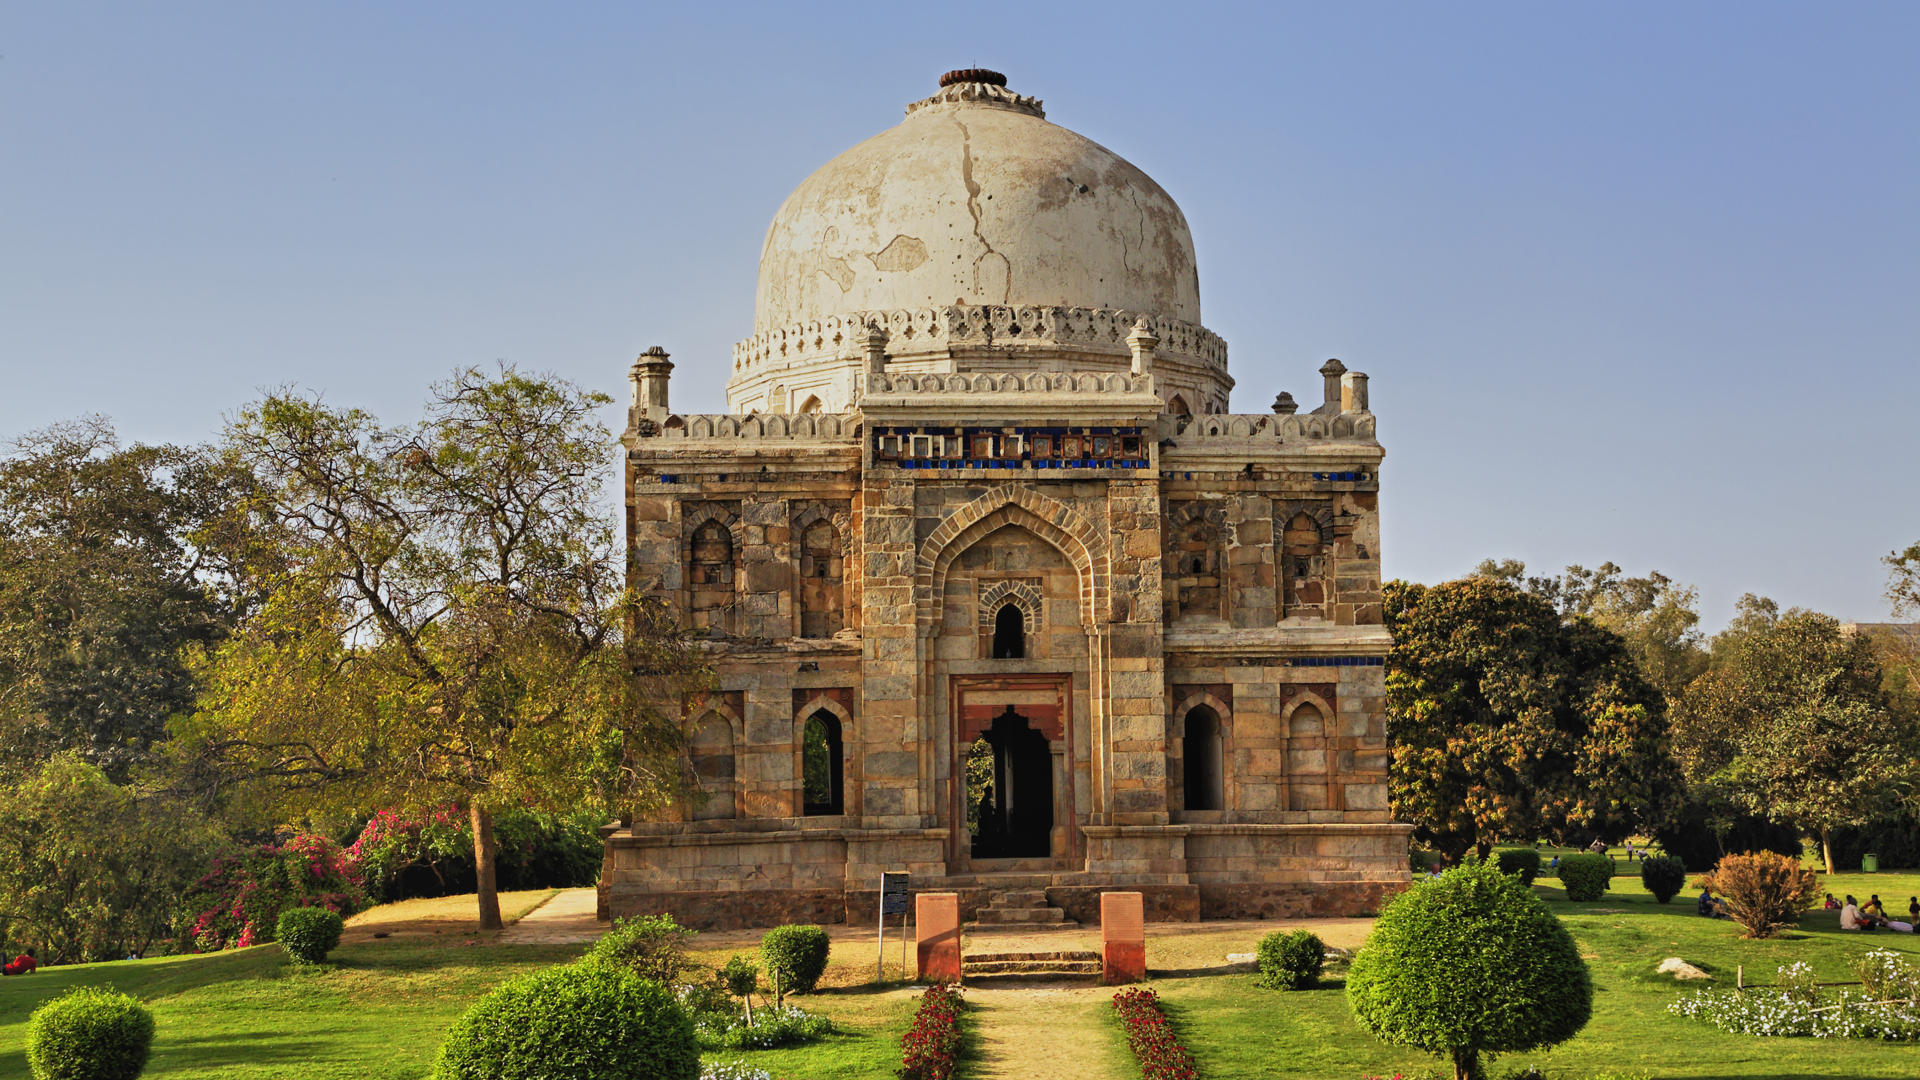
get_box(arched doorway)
[966,706,1053,859]
[1182,705,1223,812]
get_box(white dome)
[753,74,1201,332]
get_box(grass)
[1157,867,1920,1080]
[8,867,1920,1078]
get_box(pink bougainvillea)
[178,834,367,953]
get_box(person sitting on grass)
[1824,892,1841,910]
[2,951,35,975]
[1697,887,1727,919]
[1909,896,1919,922]
[1841,895,1875,931]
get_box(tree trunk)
[1822,829,1836,878]
[472,803,503,931]
[1453,1047,1481,1080]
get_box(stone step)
[963,959,1103,977]
[974,906,1066,924]
[968,950,1101,964]
[987,889,1048,907]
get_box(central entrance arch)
[967,707,1053,859]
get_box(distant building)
[601,70,1410,929]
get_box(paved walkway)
[495,887,605,945]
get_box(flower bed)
[899,982,965,1080]
[1112,987,1197,1080]
[1669,961,1920,1040]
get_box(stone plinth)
[1101,891,1146,985]
[916,892,962,983]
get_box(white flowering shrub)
[693,1003,833,1050]
[1775,961,1819,1005]
[1669,981,1920,1040]
[1858,949,1920,1000]
[700,1062,772,1080]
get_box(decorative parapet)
[633,412,862,442]
[868,371,1153,395]
[734,306,1227,374]
[904,79,1045,119]
[1157,411,1377,443]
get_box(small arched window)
[802,710,844,815]
[797,394,823,414]
[992,603,1025,659]
[1167,394,1192,417]
[688,520,735,632]
[798,520,844,638]
[1183,706,1223,811]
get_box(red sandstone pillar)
[1101,891,1146,985]
[915,892,962,983]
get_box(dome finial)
[940,68,1008,89]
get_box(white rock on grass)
[1656,957,1712,980]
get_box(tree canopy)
[177,366,709,928]
[1385,576,1678,861]
[0,418,244,779]
[1669,596,1918,875]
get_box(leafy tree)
[0,753,226,963]
[0,419,243,779]
[1347,859,1592,1080]
[1669,597,1918,876]
[1473,558,1706,704]
[1889,541,1920,620]
[1385,576,1678,862]
[178,367,709,929]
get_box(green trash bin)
[1863,853,1880,873]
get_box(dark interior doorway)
[966,706,1053,859]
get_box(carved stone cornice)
[732,305,1227,375]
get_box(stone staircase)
[963,949,1103,981]
[971,888,1076,927]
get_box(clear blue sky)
[4,2,1916,628]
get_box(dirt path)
[495,887,604,945]
[966,984,1131,1080]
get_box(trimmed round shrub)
[432,962,697,1080]
[760,925,831,999]
[26,987,155,1080]
[1555,853,1614,902]
[1255,929,1326,990]
[276,906,344,965]
[1493,848,1542,885]
[1640,855,1687,904]
[1347,860,1592,1080]
[584,913,694,984]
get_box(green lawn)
[0,933,917,1080]
[1161,867,1920,1080]
[6,868,1920,1079]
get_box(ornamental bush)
[760,925,830,1001]
[1693,851,1819,939]
[694,1003,832,1050]
[584,913,694,985]
[1492,848,1542,886]
[1256,929,1326,990]
[432,962,697,1080]
[275,906,344,965]
[1639,855,1687,904]
[1347,860,1593,1080]
[1555,853,1613,902]
[26,987,155,1080]
[177,833,367,953]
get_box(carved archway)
[917,485,1108,630]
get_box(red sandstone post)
[915,892,962,983]
[1101,891,1146,985]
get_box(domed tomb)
[730,70,1230,415]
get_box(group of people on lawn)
[1830,892,1919,932]
[1693,888,1920,932]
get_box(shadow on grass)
[151,1032,341,1071]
